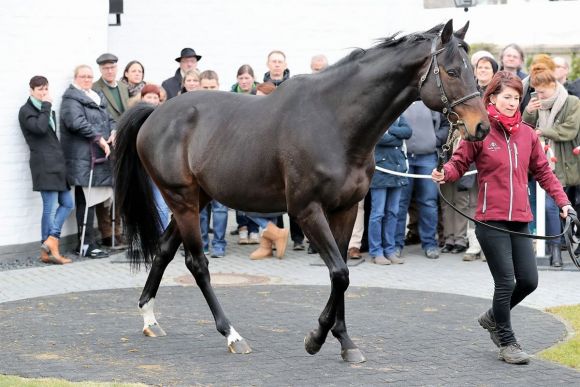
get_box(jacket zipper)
[514,143,518,169]
[503,131,514,221]
[483,182,488,213]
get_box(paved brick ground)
[1,213,579,385]
[1,285,578,386]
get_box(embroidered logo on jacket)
[488,142,500,151]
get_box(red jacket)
[443,120,570,222]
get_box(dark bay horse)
[114,20,490,363]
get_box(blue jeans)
[369,187,403,257]
[395,153,439,250]
[545,194,562,246]
[151,182,170,232]
[200,200,228,253]
[246,215,276,230]
[40,190,74,242]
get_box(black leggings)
[75,186,96,245]
[475,221,538,346]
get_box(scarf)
[30,96,55,131]
[121,79,146,97]
[537,82,569,170]
[73,83,101,105]
[486,103,521,135]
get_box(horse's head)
[418,20,490,142]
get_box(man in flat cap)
[92,53,129,122]
[92,53,129,249]
[162,48,202,100]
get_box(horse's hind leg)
[139,218,182,337]
[172,190,252,354]
[328,205,366,363]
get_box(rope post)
[535,182,548,265]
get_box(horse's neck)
[329,43,429,157]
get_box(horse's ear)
[441,19,453,44]
[454,21,469,40]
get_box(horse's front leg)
[295,202,359,361]
[139,218,181,337]
[174,201,252,355]
[327,205,366,363]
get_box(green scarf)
[30,96,55,131]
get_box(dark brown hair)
[236,64,255,78]
[122,60,145,82]
[29,75,48,89]
[482,71,523,105]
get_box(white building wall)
[1,0,579,247]
[108,0,580,89]
[0,0,109,246]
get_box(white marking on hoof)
[140,298,159,329]
[227,326,244,345]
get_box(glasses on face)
[77,75,94,79]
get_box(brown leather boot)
[250,236,273,260]
[44,236,72,264]
[263,223,289,259]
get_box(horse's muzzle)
[467,122,490,142]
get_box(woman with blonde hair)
[180,69,201,94]
[523,62,580,266]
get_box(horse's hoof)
[341,348,366,363]
[228,339,252,354]
[304,331,323,355]
[143,323,166,337]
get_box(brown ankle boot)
[250,236,273,260]
[44,236,72,264]
[40,244,52,263]
[263,223,289,259]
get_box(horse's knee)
[184,254,209,276]
[330,267,350,292]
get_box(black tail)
[114,103,159,270]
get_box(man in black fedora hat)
[162,47,202,99]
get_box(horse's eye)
[447,69,459,78]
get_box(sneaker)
[308,244,318,254]
[293,241,305,251]
[425,248,440,259]
[372,256,391,265]
[77,244,108,258]
[451,245,468,254]
[498,343,530,364]
[386,254,404,264]
[441,244,455,253]
[210,250,225,258]
[478,310,500,347]
[238,227,249,244]
[394,247,402,258]
[249,232,260,244]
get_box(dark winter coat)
[162,68,182,100]
[263,69,290,87]
[18,98,70,191]
[370,116,412,189]
[59,85,115,187]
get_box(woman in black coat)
[18,76,73,264]
[60,65,113,258]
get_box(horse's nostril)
[476,122,490,140]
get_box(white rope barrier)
[374,166,478,179]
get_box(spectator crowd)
[18,43,580,267]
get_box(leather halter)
[418,37,480,121]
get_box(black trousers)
[75,186,96,245]
[475,221,538,346]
